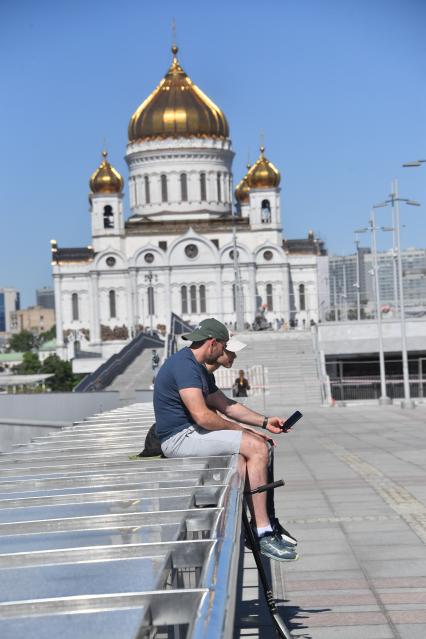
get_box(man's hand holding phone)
[281,410,303,432]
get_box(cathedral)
[51,46,326,361]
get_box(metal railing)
[0,403,246,638]
[311,325,332,404]
[330,374,426,402]
[166,312,194,359]
[74,331,164,392]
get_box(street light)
[373,178,420,409]
[356,214,391,405]
[144,270,158,335]
[402,160,426,168]
[353,231,363,321]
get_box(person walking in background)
[234,369,250,397]
[150,349,161,389]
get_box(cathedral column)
[129,269,138,336]
[217,266,224,321]
[126,275,134,338]
[164,268,172,328]
[89,272,101,344]
[249,264,257,318]
[53,274,64,347]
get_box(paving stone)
[395,624,426,639]
[234,404,426,638]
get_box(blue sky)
[1,0,425,306]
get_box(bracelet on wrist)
[262,416,269,429]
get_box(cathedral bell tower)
[246,146,281,231]
[89,151,125,250]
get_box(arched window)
[181,286,188,314]
[217,172,222,202]
[190,285,197,313]
[200,172,207,201]
[103,205,114,229]
[266,284,274,310]
[180,173,188,201]
[144,176,150,204]
[71,293,79,321]
[261,199,271,224]
[161,174,168,203]
[199,285,206,313]
[147,286,155,316]
[299,284,306,311]
[109,290,116,318]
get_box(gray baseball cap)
[182,318,229,343]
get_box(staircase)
[229,331,323,407]
[105,347,164,401]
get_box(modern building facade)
[327,247,426,319]
[51,46,326,360]
[0,288,20,334]
[36,287,55,310]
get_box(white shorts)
[161,425,242,458]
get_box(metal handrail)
[74,331,163,392]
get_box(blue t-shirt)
[153,347,218,443]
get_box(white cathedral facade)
[52,46,326,361]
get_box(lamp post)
[353,233,362,321]
[373,178,420,408]
[356,215,391,404]
[144,270,158,335]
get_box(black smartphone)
[281,410,303,431]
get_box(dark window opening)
[71,293,79,321]
[144,176,151,204]
[181,286,188,314]
[103,205,114,229]
[200,173,207,201]
[261,199,271,224]
[217,172,222,202]
[199,285,206,313]
[147,286,155,315]
[159,241,168,251]
[109,290,116,318]
[180,173,188,201]
[190,284,197,313]
[161,174,168,203]
[266,283,273,311]
[299,284,306,311]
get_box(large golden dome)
[235,164,251,204]
[90,151,124,194]
[128,46,229,141]
[247,146,280,189]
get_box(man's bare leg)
[240,431,269,528]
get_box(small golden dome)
[235,164,251,204]
[90,151,124,194]
[128,46,229,141]
[247,146,280,189]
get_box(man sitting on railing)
[205,336,297,551]
[154,318,298,562]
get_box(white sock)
[257,524,272,537]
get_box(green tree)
[41,355,80,391]
[39,325,56,344]
[8,330,36,352]
[17,352,41,374]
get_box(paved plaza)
[234,401,426,638]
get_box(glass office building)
[0,288,20,333]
